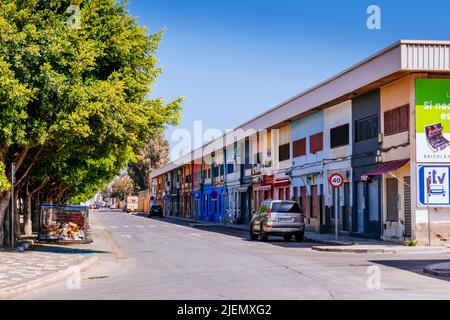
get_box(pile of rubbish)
[41,222,86,241]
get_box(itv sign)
[418,166,450,206]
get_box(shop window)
[384,104,410,136]
[330,124,350,148]
[355,115,379,142]
[279,143,290,162]
[310,132,323,154]
[293,138,306,158]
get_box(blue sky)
[127,0,450,159]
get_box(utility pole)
[11,162,16,249]
[426,176,431,247]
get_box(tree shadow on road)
[33,245,110,255]
[370,259,450,282]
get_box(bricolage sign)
[418,166,450,207]
[416,79,450,163]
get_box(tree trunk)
[24,192,32,236]
[0,191,11,247]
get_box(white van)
[126,196,139,213]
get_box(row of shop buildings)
[150,40,450,245]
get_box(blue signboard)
[221,188,228,196]
[418,166,450,207]
[211,190,219,201]
[193,192,201,201]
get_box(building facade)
[150,40,450,245]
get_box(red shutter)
[310,132,323,154]
[293,138,306,158]
[384,104,410,136]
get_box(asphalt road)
[20,209,450,300]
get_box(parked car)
[148,204,163,218]
[249,200,305,242]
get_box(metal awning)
[361,159,409,180]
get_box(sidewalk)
[0,249,97,299]
[163,215,449,254]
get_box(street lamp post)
[11,163,16,249]
[426,176,432,247]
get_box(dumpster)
[38,204,92,243]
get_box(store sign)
[193,192,201,201]
[418,166,450,207]
[416,79,450,163]
[211,190,219,201]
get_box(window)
[310,132,323,153]
[384,104,410,136]
[330,124,349,148]
[355,115,378,142]
[279,143,290,162]
[271,202,301,213]
[293,138,306,158]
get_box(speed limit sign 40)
[329,173,344,189]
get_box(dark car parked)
[148,204,163,218]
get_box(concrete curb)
[423,263,450,277]
[0,255,98,300]
[304,236,354,246]
[312,246,449,254]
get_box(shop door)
[366,179,381,238]
[240,192,248,224]
[343,182,351,231]
[356,182,365,233]
[311,185,319,218]
[404,177,412,238]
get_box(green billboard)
[416,79,450,163]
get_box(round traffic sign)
[329,173,344,189]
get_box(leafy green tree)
[128,134,170,190]
[0,0,182,245]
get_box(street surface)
[20,209,450,300]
